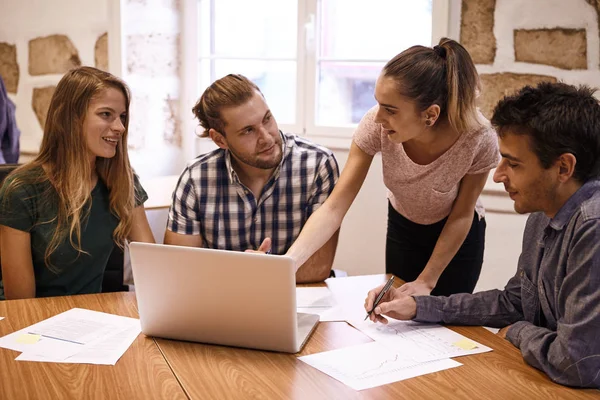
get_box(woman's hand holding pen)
[364,285,417,324]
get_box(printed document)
[0,308,141,364]
[349,319,492,362]
[299,341,461,391]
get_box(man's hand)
[364,286,417,324]
[245,238,272,254]
[397,279,434,296]
[497,325,511,339]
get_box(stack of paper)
[0,308,141,365]
[299,319,492,390]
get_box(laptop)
[129,242,319,353]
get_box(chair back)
[0,164,19,186]
[0,164,20,285]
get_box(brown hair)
[192,74,262,137]
[2,66,137,270]
[383,37,482,133]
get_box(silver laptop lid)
[129,242,305,352]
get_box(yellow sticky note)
[453,338,478,350]
[16,334,41,344]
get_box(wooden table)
[0,292,187,400]
[156,275,600,400]
[0,277,598,399]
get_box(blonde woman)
[0,66,154,299]
[286,38,499,296]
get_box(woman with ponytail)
[0,66,154,299]
[285,38,499,296]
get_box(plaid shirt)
[167,132,339,254]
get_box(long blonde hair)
[383,37,482,134]
[3,66,136,269]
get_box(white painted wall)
[0,0,111,154]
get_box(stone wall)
[122,0,183,177]
[460,0,600,118]
[0,0,110,154]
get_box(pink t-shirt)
[354,106,500,225]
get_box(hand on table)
[396,279,434,296]
[497,325,512,339]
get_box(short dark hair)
[491,82,600,183]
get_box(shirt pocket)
[520,269,541,324]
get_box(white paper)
[0,308,141,364]
[16,324,141,365]
[323,275,388,321]
[483,326,500,334]
[297,306,346,322]
[299,341,461,391]
[349,319,492,362]
[296,287,336,308]
[0,317,4,321]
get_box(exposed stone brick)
[126,33,180,77]
[0,42,19,93]
[163,96,181,147]
[95,33,109,71]
[29,35,81,76]
[479,73,558,118]
[514,29,587,70]
[32,86,57,130]
[460,0,497,64]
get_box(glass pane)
[318,0,433,61]
[198,60,296,125]
[199,0,298,59]
[316,61,382,126]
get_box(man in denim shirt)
[365,82,600,388]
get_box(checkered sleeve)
[306,152,340,216]
[167,167,202,235]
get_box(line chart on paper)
[298,341,461,391]
[349,319,492,362]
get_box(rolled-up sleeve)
[167,167,201,235]
[506,219,600,388]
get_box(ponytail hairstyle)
[382,37,482,133]
[192,74,262,137]
[1,66,135,271]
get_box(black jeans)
[385,202,486,296]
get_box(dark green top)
[0,166,147,299]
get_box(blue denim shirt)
[414,179,600,388]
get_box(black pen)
[364,276,395,320]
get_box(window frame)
[182,0,452,157]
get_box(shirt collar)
[224,130,290,184]
[548,179,600,230]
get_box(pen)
[364,276,395,321]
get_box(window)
[191,0,447,149]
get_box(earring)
[425,119,433,126]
